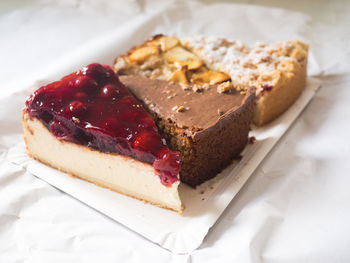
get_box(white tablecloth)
[1,0,350,262]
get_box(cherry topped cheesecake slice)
[23,63,183,212]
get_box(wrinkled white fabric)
[1,0,350,262]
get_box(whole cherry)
[82,63,110,83]
[99,84,119,99]
[133,131,163,162]
[74,76,98,94]
[63,101,87,117]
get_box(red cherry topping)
[67,101,87,116]
[154,149,182,186]
[74,76,98,93]
[25,63,181,186]
[100,84,118,99]
[49,120,71,139]
[75,91,88,101]
[133,131,164,162]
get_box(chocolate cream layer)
[119,75,254,135]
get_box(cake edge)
[22,111,184,214]
[254,55,308,125]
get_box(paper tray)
[4,77,321,253]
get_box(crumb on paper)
[248,136,256,144]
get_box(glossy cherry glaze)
[25,63,180,186]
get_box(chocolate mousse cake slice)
[23,63,183,212]
[120,75,255,187]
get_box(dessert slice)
[23,63,183,212]
[181,36,309,125]
[113,35,256,186]
[120,75,256,187]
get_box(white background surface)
[1,0,350,262]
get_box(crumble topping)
[114,35,308,98]
[114,35,237,94]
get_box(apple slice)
[150,36,180,52]
[163,46,203,70]
[129,46,159,64]
[191,71,230,85]
[168,69,189,88]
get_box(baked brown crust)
[254,57,307,125]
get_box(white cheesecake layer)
[23,113,183,213]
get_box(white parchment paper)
[3,76,321,253]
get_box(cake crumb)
[233,155,243,161]
[248,136,256,144]
[177,106,185,112]
[217,109,224,116]
[72,117,80,123]
[193,84,204,92]
[172,105,188,112]
[144,98,151,105]
[217,81,232,93]
[180,83,191,90]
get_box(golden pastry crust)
[254,53,307,125]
